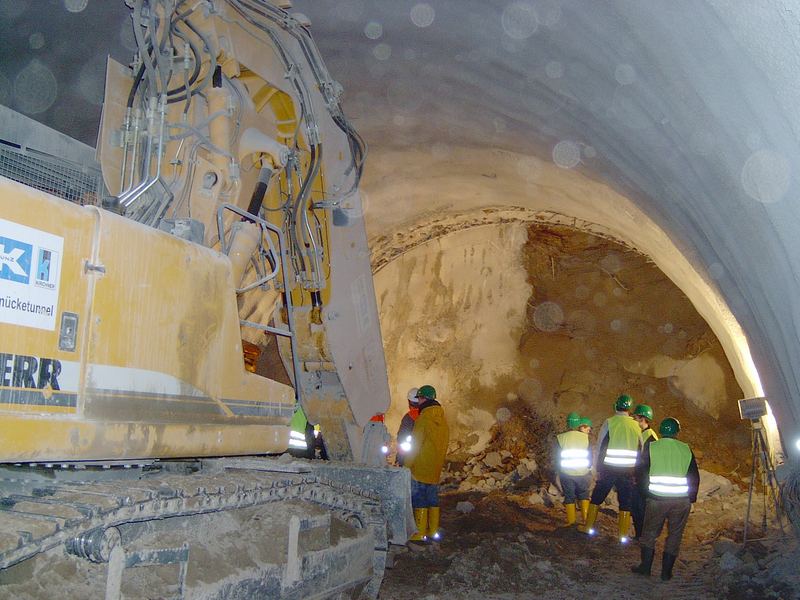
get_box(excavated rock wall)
[374,222,750,474]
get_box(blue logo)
[0,236,32,284]
[36,249,51,283]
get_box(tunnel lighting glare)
[588,528,596,536]
[432,532,441,540]
[381,445,389,454]
[620,537,628,544]
[399,441,412,452]
[795,438,800,452]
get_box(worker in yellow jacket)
[405,384,449,542]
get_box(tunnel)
[1,0,800,598]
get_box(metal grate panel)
[0,140,106,205]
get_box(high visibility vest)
[289,406,309,450]
[648,438,692,497]
[643,428,659,443]
[556,430,591,476]
[603,415,641,467]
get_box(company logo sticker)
[0,219,64,331]
[34,248,57,289]
[0,236,32,284]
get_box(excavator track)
[0,459,390,599]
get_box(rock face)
[378,222,751,474]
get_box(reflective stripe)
[561,458,591,469]
[290,430,306,440]
[560,448,590,470]
[288,438,308,449]
[603,448,637,467]
[649,475,689,496]
[561,449,589,458]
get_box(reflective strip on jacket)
[405,402,449,485]
[648,438,693,497]
[603,414,642,467]
[556,430,591,476]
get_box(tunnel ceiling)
[3,1,800,447]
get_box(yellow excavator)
[0,1,410,597]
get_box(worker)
[396,387,420,466]
[630,404,658,539]
[632,417,700,580]
[405,384,449,543]
[288,404,314,459]
[579,394,642,542]
[361,413,392,466]
[555,412,592,526]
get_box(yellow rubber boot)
[618,510,631,541]
[428,506,441,541]
[578,503,599,534]
[410,508,428,542]
[564,503,577,526]
[580,499,590,523]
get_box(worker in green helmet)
[554,412,593,526]
[580,394,642,542]
[631,404,658,539]
[405,384,449,543]
[632,417,700,581]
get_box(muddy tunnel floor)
[380,489,797,600]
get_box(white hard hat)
[407,387,419,403]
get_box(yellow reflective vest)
[406,402,449,485]
[556,430,591,476]
[649,438,692,497]
[642,428,659,444]
[603,415,642,468]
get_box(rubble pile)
[712,536,800,599]
[425,534,577,595]
[441,402,558,496]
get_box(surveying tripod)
[743,419,785,544]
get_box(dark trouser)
[561,473,591,504]
[640,496,691,556]
[631,485,646,537]
[411,479,439,509]
[590,468,634,510]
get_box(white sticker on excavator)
[0,218,63,330]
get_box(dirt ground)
[380,487,797,600]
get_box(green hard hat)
[659,417,681,437]
[417,385,437,400]
[633,404,654,421]
[579,417,593,428]
[566,412,581,429]
[614,394,633,412]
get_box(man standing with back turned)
[579,394,642,541]
[555,412,592,526]
[405,385,449,543]
[632,417,700,580]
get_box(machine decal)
[0,218,63,330]
[0,353,79,412]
